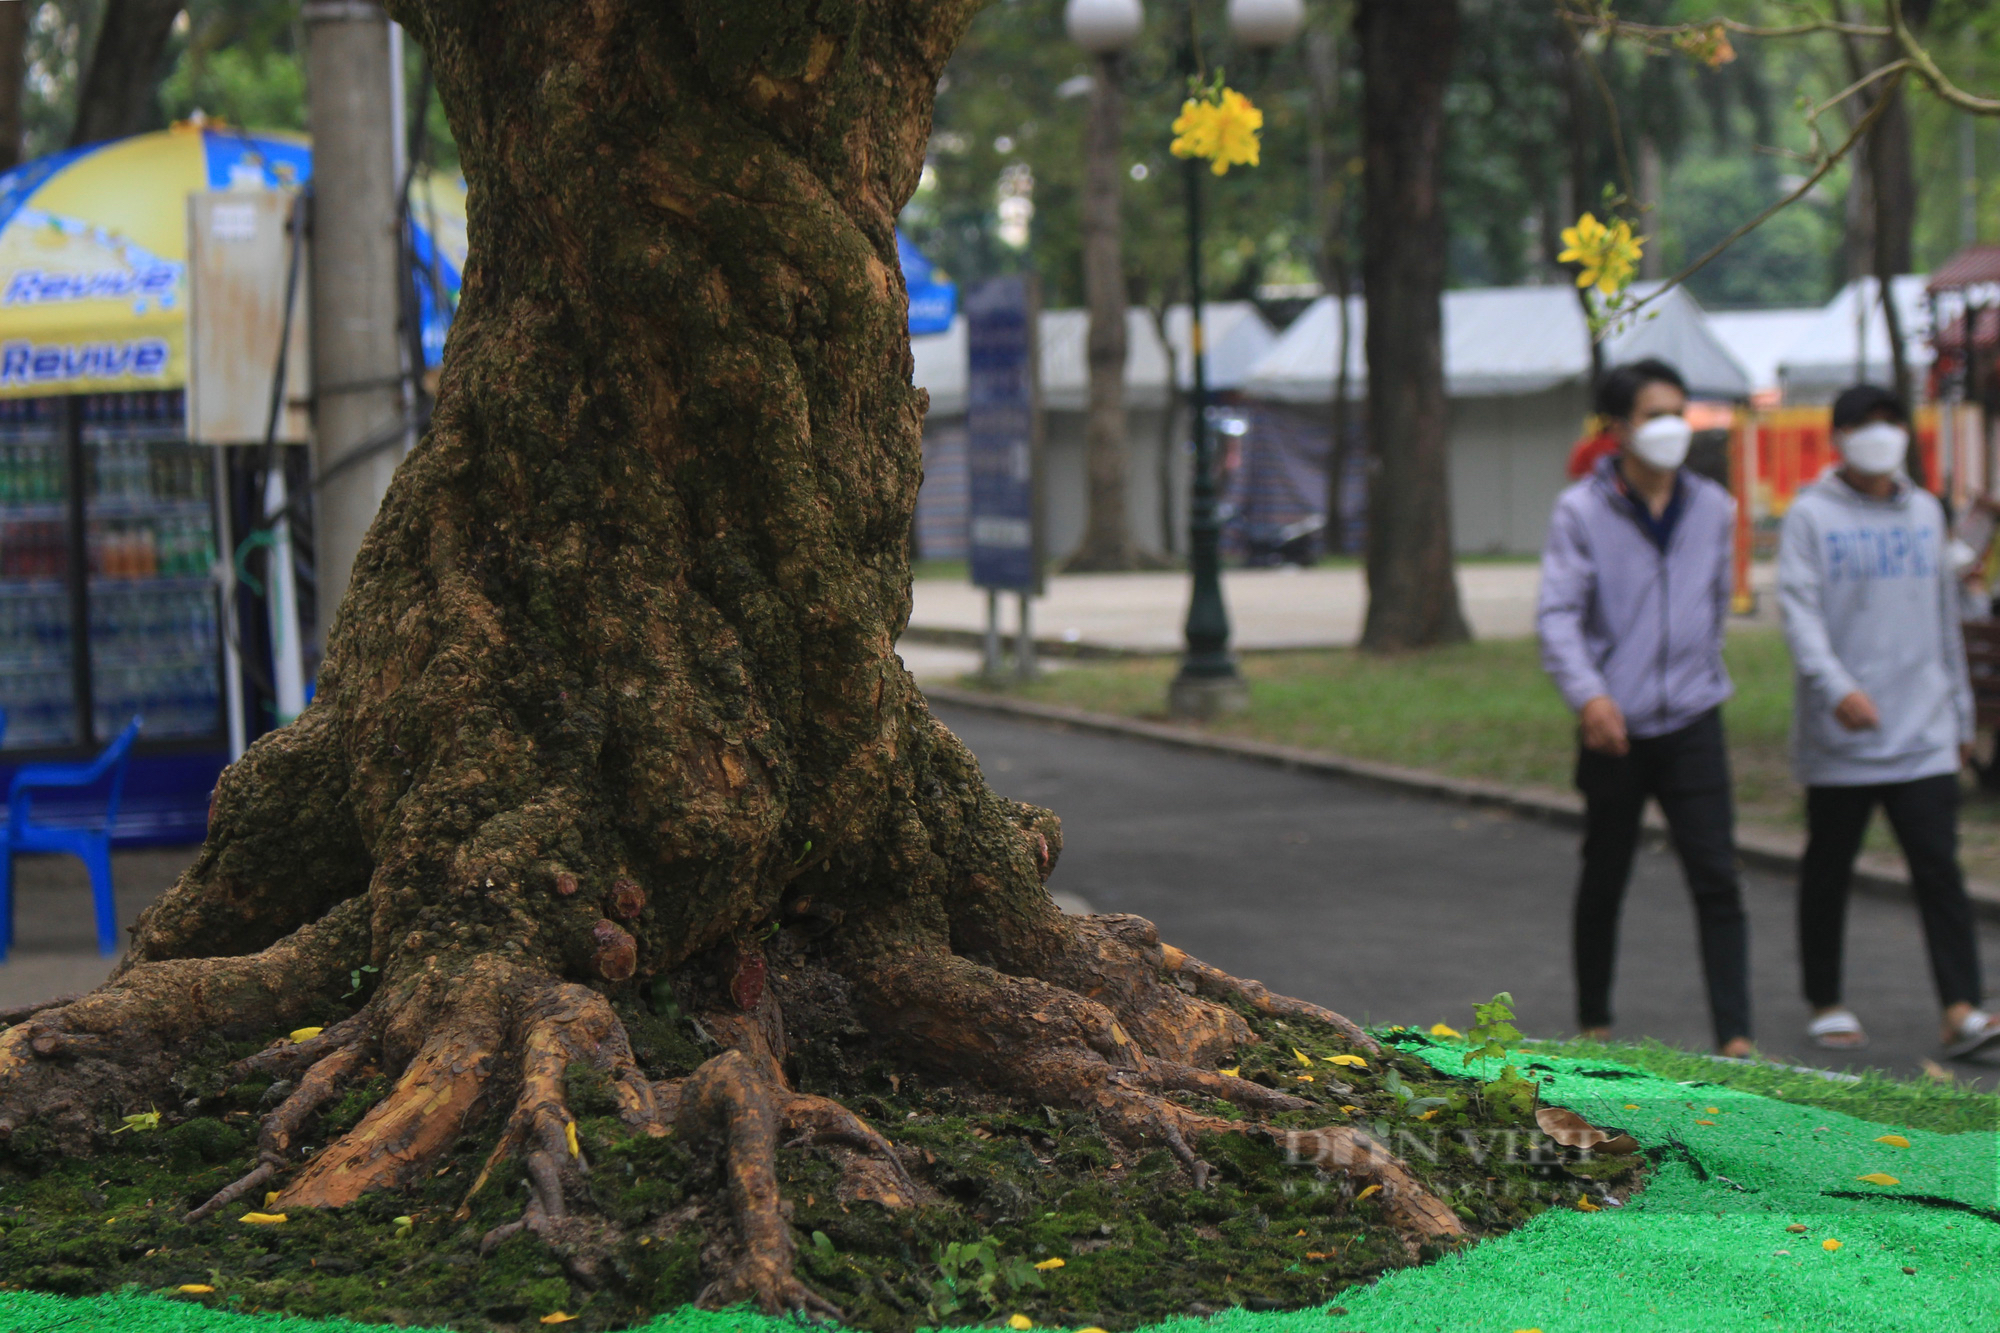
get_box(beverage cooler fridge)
[0,391,230,843]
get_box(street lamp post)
[1166,0,1302,719]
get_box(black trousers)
[1573,707,1752,1046]
[1799,773,1983,1011]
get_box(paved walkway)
[908,561,1780,657]
[936,701,2000,1090]
[0,849,187,1008]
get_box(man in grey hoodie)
[1778,383,2000,1058]
[1539,358,1752,1057]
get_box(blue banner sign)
[897,230,957,335]
[965,276,1040,592]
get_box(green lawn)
[973,629,2000,883]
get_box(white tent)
[1775,275,1936,403]
[1245,283,1751,404]
[910,300,1274,415]
[1706,308,1822,399]
[1240,283,1751,555]
[910,302,1277,562]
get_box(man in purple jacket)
[1537,358,1752,1057]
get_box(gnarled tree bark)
[0,0,1460,1314]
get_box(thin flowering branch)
[1558,2,1888,43]
[1607,68,1900,334]
[1887,0,2000,114]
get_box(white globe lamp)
[1064,0,1142,55]
[1226,0,1303,50]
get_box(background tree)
[1357,0,1469,652]
[67,0,183,146]
[0,0,1459,1314]
[0,1,27,172]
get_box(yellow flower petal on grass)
[1218,1066,1240,1078]
[239,1212,287,1225]
[1033,1257,1065,1270]
[177,1284,215,1294]
[1874,1134,1911,1148]
[288,1027,323,1043]
[1856,1173,1900,1187]
[1008,1315,1033,1330]
[1429,1023,1461,1038]
[1822,1238,1843,1252]
[1576,1197,1601,1212]
[1292,1047,1314,1068]
[1694,1119,1716,1126]
[1326,1054,1368,1068]
[540,1314,579,1326]
[1339,1104,1360,1115]
[1623,1104,1640,1110]
[265,1191,281,1207]
[1705,1107,1721,1114]
[1296,1074,1315,1083]
[565,1120,580,1158]
[1355,1184,1381,1202]
[1418,1108,1441,1121]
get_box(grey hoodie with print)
[1778,471,1973,787]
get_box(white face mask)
[1629,414,1692,471]
[1839,421,1909,476]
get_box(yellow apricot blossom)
[1557,213,1644,297]
[1170,87,1263,176]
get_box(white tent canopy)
[1706,308,1822,398]
[1244,282,1753,404]
[1774,275,1937,402]
[911,301,1274,417]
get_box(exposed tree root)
[0,897,369,1151]
[855,939,1462,1241]
[187,1035,376,1222]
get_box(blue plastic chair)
[0,717,143,959]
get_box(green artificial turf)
[4,1038,1991,1333]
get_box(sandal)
[1806,1009,1869,1050]
[1943,1009,2000,1060]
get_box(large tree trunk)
[1066,52,1141,572]
[0,0,1456,1313]
[68,0,183,148]
[1358,0,1469,651]
[0,0,27,172]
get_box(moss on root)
[0,1002,1633,1331]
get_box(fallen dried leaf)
[239,1212,287,1225]
[1874,1134,1911,1148]
[1354,1184,1381,1202]
[1033,1258,1065,1271]
[1218,1066,1241,1078]
[177,1284,214,1295]
[1694,1119,1716,1126]
[1855,1173,1900,1187]
[1786,1224,1808,1233]
[1535,1107,1615,1150]
[288,1027,323,1043]
[540,1314,579,1325]
[1326,1054,1368,1068]
[565,1120,580,1158]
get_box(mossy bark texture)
[0,0,1459,1313]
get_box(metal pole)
[1016,590,1035,681]
[984,586,1003,678]
[1168,2,1246,719]
[303,0,405,648]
